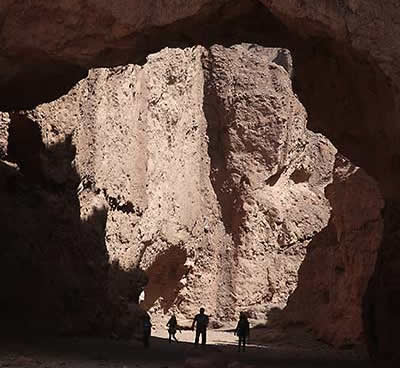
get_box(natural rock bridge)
[0,1,399,366]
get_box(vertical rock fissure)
[202,51,245,248]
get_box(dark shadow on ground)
[0,333,371,368]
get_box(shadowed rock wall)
[0,45,383,348]
[0,0,399,360]
[285,155,384,346]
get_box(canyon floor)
[0,326,370,368]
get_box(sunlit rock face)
[0,44,383,348]
[0,0,398,362]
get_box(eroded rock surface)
[203,45,335,319]
[0,0,398,362]
[0,0,399,87]
[285,155,384,346]
[0,45,383,348]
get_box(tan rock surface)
[0,0,397,362]
[0,112,9,158]
[202,44,336,319]
[0,44,383,348]
[285,155,384,346]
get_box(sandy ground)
[0,328,371,368]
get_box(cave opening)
[0,0,397,364]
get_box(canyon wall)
[0,0,399,361]
[285,155,384,346]
[0,44,383,347]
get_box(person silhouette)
[191,307,209,346]
[234,312,250,352]
[142,312,152,348]
[166,313,180,343]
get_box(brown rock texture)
[0,0,398,362]
[203,45,335,319]
[0,0,214,67]
[263,0,400,84]
[285,155,384,346]
[0,44,383,349]
[0,113,9,158]
[0,0,399,88]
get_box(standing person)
[166,313,180,343]
[142,312,152,348]
[234,312,250,352]
[191,307,209,346]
